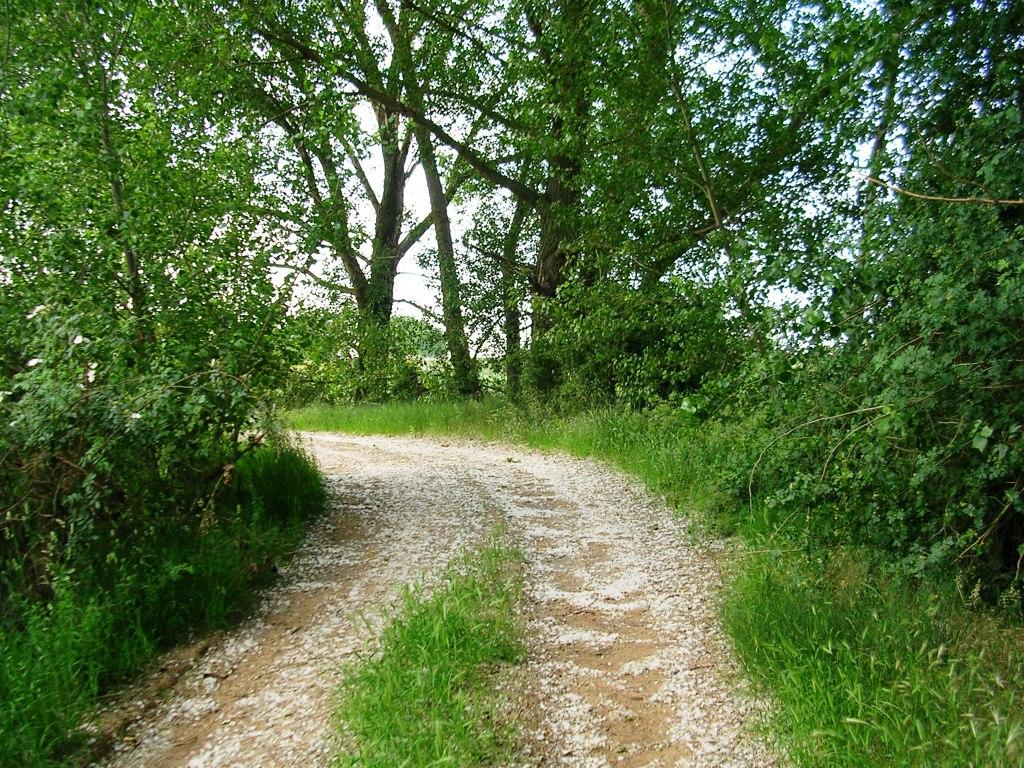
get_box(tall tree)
[203,0,489,395]
[377,0,482,396]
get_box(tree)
[462,196,533,399]
[0,0,296,592]
[377,0,482,396]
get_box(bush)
[711,202,1024,596]
[281,307,454,405]
[536,277,749,408]
[0,441,324,768]
[0,306,290,610]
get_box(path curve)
[99,433,776,768]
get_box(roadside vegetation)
[0,440,324,768]
[334,535,523,768]
[1,6,326,765]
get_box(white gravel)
[98,433,778,768]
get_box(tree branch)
[341,139,380,214]
[269,262,356,295]
[394,298,442,322]
[865,175,1024,206]
[251,22,541,207]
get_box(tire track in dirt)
[99,436,497,768]
[98,434,776,768]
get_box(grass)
[288,400,510,439]
[724,551,1024,767]
[292,401,1024,768]
[0,441,326,768]
[334,533,523,768]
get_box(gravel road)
[99,433,777,768]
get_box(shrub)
[537,277,749,409]
[281,307,454,405]
[0,441,324,768]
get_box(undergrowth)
[0,440,325,768]
[292,402,1024,768]
[334,533,523,768]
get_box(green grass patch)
[0,441,326,768]
[724,551,1024,767]
[334,534,523,768]
[294,401,1024,768]
[288,400,509,438]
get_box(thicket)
[552,198,1024,598]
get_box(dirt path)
[99,434,776,768]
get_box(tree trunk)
[523,0,592,391]
[93,63,146,320]
[415,126,481,397]
[529,0,589,301]
[502,202,528,400]
[378,1,480,397]
[354,109,410,400]
[366,109,407,324]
